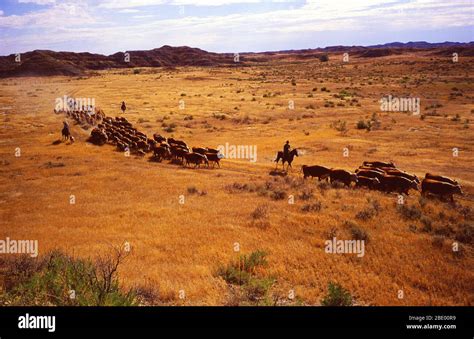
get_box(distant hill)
[1,42,473,77]
[0,46,235,77]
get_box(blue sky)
[0,0,472,56]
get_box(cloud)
[98,0,287,9]
[0,3,97,28]
[17,0,56,4]
[118,9,141,13]
[1,0,472,55]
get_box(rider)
[283,140,291,158]
[121,101,126,113]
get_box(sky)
[0,0,472,56]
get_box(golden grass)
[0,51,473,305]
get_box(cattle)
[379,175,418,195]
[385,169,419,183]
[206,152,221,168]
[329,169,358,187]
[301,165,331,180]
[356,166,385,174]
[153,145,171,162]
[206,148,220,154]
[169,139,188,149]
[170,146,188,162]
[153,133,166,143]
[355,176,380,189]
[88,128,108,145]
[192,147,208,155]
[425,173,458,186]
[116,142,127,151]
[147,138,157,149]
[421,179,463,202]
[137,140,149,152]
[363,161,396,168]
[136,131,147,139]
[184,152,208,168]
[355,169,385,181]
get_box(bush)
[217,250,268,286]
[350,224,370,242]
[321,282,353,306]
[356,120,369,130]
[397,204,422,220]
[455,223,474,245]
[318,54,329,62]
[251,204,268,220]
[355,208,376,221]
[0,248,136,306]
[270,190,286,201]
[330,120,348,134]
[298,189,314,201]
[301,202,322,212]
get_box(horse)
[275,148,298,170]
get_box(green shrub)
[217,250,268,286]
[321,282,353,306]
[0,249,136,306]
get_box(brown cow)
[170,146,188,162]
[206,148,220,154]
[355,169,385,181]
[329,169,358,187]
[184,153,208,168]
[153,133,166,143]
[356,166,385,174]
[153,145,171,162]
[302,165,331,180]
[421,179,463,202]
[168,138,188,149]
[380,175,418,195]
[425,173,458,186]
[192,147,208,155]
[356,176,380,189]
[206,152,221,168]
[385,170,420,183]
[363,161,396,168]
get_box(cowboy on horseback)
[275,140,298,170]
[121,101,126,114]
[61,121,71,141]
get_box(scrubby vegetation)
[0,247,136,306]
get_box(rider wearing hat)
[283,140,291,158]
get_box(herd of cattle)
[302,161,463,202]
[59,109,464,201]
[62,108,105,126]
[63,109,223,168]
